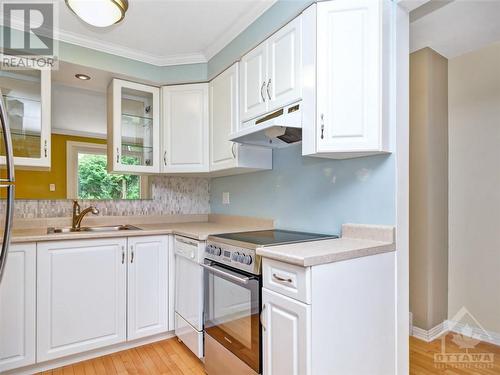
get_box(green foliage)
[78,154,140,200]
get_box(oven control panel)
[205,241,261,275]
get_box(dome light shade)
[65,0,129,27]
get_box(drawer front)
[262,258,311,304]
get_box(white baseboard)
[4,331,176,375]
[412,321,448,342]
[412,319,500,347]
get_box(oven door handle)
[201,263,252,285]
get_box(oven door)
[203,260,261,374]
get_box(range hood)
[230,102,302,148]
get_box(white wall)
[448,41,500,333]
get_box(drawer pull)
[273,273,292,283]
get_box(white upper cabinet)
[210,63,272,174]
[302,0,391,159]
[267,16,302,112]
[161,83,209,173]
[0,243,36,372]
[107,79,160,174]
[240,42,268,123]
[240,17,303,124]
[127,236,169,340]
[0,58,51,169]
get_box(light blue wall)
[210,145,396,235]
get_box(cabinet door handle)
[231,143,236,159]
[261,304,266,331]
[272,273,293,284]
[163,151,167,166]
[116,147,120,163]
[320,114,325,140]
[130,246,134,263]
[260,81,266,102]
[266,79,272,100]
[121,246,125,264]
[44,139,48,158]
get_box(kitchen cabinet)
[261,252,396,375]
[37,238,128,361]
[161,83,209,173]
[209,63,272,175]
[107,79,160,173]
[239,17,302,124]
[0,57,51,169]
[262,288,311,375]
[127,236,169,340]
[0,243,36,372]
[302,0,391,159]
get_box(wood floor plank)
[44,333,500,375]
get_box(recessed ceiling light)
[75,74,91,81]
[65,0,129,28]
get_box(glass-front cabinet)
[0,57,51,169]
[107,79,160,174]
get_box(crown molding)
[57,28,208,66]
[203,0,278,60]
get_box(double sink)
[47,224,141,234]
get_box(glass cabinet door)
[0,60,51,168]
[108,79,160,174]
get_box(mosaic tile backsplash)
[8,176,210,218]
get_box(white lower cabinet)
[37,238,128,361]
[36,235,170,363]
[0,243,36,372]
[127,236,169,340]
[262,288,311,375]
[262,252,396,375]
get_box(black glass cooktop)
[212,229,338,247]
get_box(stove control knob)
[237,254,245,263]
[232,252,239,261]
[214,247,222,256]
[243,255,253,265]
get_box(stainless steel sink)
[47,224,141,234]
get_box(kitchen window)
[66,141,150,200]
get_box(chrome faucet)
[72,200,99,231]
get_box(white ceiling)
[56,0,277,66]
[411,0,500,58]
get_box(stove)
[205,229,338,275]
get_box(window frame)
[66,141,149,200]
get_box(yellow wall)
[10,134,106,199]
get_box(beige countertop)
[8,214,274,243]
[256,224,396,267]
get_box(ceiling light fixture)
[75,73,91,80]
[65,0,129,28]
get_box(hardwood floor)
[42,333,500,375]
[411,333,500,374]
[38,338,205,375]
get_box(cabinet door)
[128,236,169,340]
[316,0,384,153]
[262,288,311,375]
[0,57,51,169]
[267,16,302,111]
[0,243,36,372]
[107,79,160,173]
[210,63,239,171]
[37,239,127,361]
[162,83,209,173]
[240,42,268,123]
